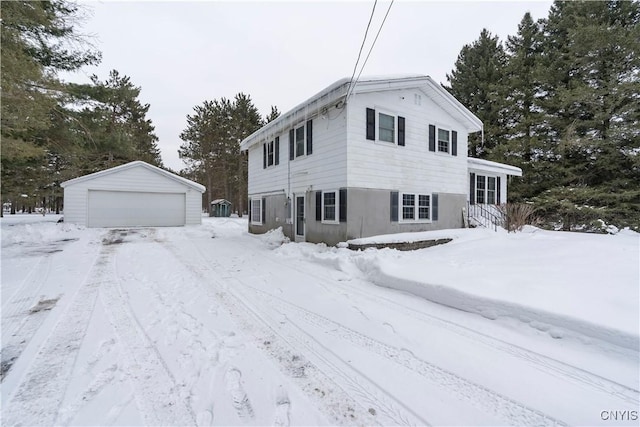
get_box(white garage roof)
[61,161,205,192]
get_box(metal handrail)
[467,202,505,231]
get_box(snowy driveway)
[1,217,638,426]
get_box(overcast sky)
[65,0,553,171]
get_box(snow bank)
[1,217,87,247]
[275,227,640,350]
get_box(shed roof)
[211,199,231,205]
[60,161,206,192]
[240,75,483,151]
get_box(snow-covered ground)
[1,214,638,426]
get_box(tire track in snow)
[1,246,104,426]
[229,284,429,426]
[236,240,639,406]
[1,256,54,380]
[238,284,567,427]
[98,231,196,426]
[159,239,386,426]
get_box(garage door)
[88,190,186,227]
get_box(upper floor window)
[267,141,274,166]
[263,137,279,169]
[295,126,305,157]
[438,129,450,153]
[366,108,405,146]
[289,120,313,160]
[379,113,395,143]
[429,124,457,156]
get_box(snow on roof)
[240,75,483,150]
[60,161,206,192]
[211,199,231,205]
[467,157,523,177]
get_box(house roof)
[60,160,206,193]
[467,157,523,177]
[240,75,483,151]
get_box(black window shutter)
[432,194,439,221]
[306,120,313,155]
[452,131,458,156]
[339,188,347,222]
[497,176,502,204]
[263,143,267,169]
[390,191,399,222]
[428,124,436,152]
[248,198,252,220]
[261,197,266,223]
[315,191,322,221]
[366,108,375,140]
[470,173,476,205]
[275,137,280,165]
[289,129,295,161]
[398,116,405,146]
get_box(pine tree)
[179,94,264,215]
[445,29,508,157]
[531,0,640,230]
[494,12,550,199]
[1,0,100,215]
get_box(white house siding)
[247,104,348,197]
[63,165,203,226]
[346,89,469,196]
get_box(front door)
[295,195,305,241]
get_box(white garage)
[61,161,205,227]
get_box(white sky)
[65,0,553,172]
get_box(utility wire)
[346,0,378,101]
[348,0,395,101]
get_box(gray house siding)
[345,189,465,242]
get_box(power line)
[346,0,378,101]
[348,0,395,101]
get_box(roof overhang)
[61,161,206,193]
[240,75,483,151]
[468,157,523,177]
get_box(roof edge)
[468,157,523,177]
[61,161,206,192]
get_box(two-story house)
[240,75,521,245]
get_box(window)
[475,175,498,205]
[418,195,430,219]
[251,198,262,224]
[379,113,395,143]
[295,125,305,157]
[399,193,431,222]
[402,194,415,220]
[487,177,496,204]
[267,141,274,166]
[438,128,450,153]
[323,191,336,222]
[476,175,486,204]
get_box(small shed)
[210,199,232,217]
[61,161,206,227]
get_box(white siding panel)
[346,89,471,194]
[248,105,348,196]
[185,191,202,225]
